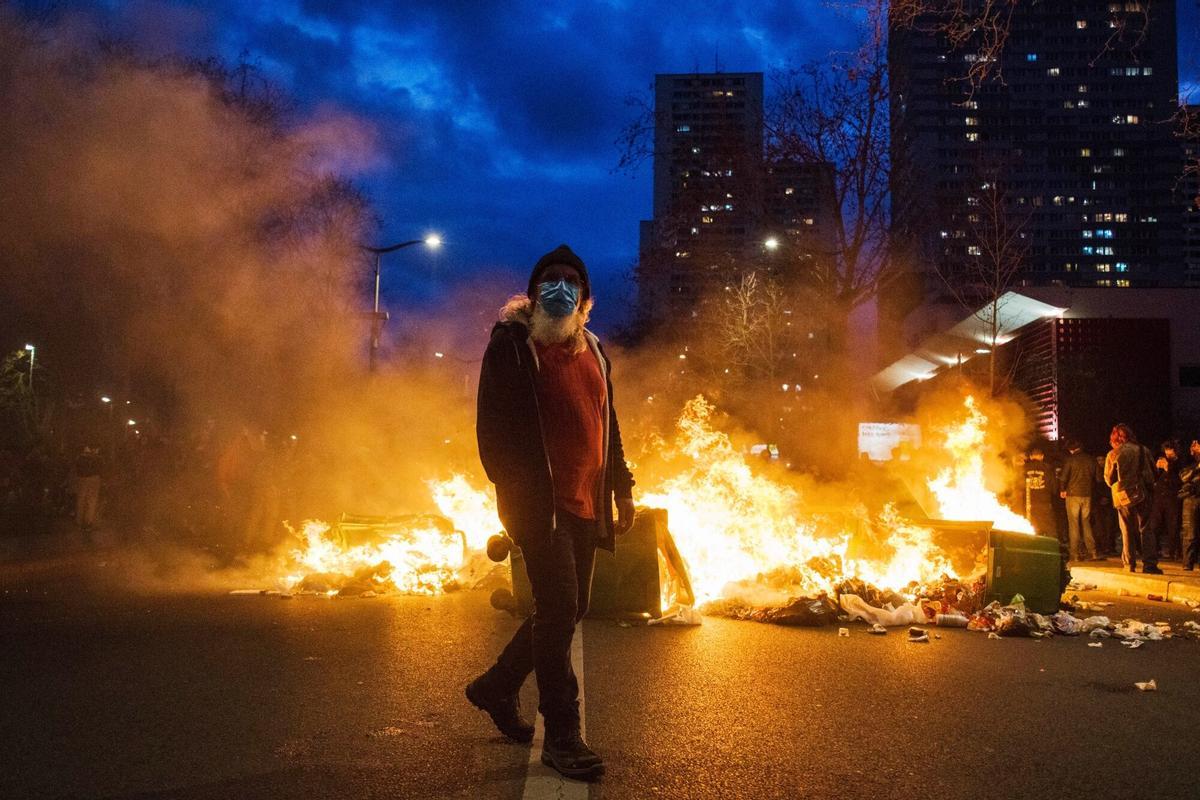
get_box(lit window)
[691,146,701,154]
[964,100,979,109]
[1077,100,1090,108]
[1082,246,1095,255]
[1082,230,1094,238]
[1116,279,1130,287]
[676,124,691,133]
[1096,279,1112,286]
[1064,100,1076,109]
[1026,53,1038,62]
[1114,213,1128,222]
[1143,67,1153,76]
[1112,148,1125,157]
[1078,84,1089,93]
[1096,263,1112,272]
[701,216,713,224]
[1096,229,1114,238]
[1053,196,1065,206]
[1047,67,1060,77]
[784,187,794,195]
[803,218,814,225]
[1076,19,1088,28]
[1116,262,1129,272]
[1080,147,1091,157]
[966,132,979,142]
[965,116,978,126]
[967,245,982,256]
[1097,246,1114,255]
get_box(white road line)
[520,626,589,800]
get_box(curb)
[1070,565,1200,605]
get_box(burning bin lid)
[508,507,693,619]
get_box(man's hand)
[616,497,636,535]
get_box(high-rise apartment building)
[889,0,1182,345]
[636,72,838,328]
[638,72,765,320]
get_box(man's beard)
[529,303,587,351]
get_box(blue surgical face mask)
[537,279,580,318]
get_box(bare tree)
[716,271,793,384]
[933,173,1031,395]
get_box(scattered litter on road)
[1067,581,1098,592]
[908,627,930,643]
[1122,640,1144,649]
[935,613,969,627]
[987,632,1001,640]
[838,627,850,637]
[647,606,703,626]
[1147,594,1166,602]
[868,623,887,635]
[1134,679,1157,692]
[229,589,267,595]
[1088,642,1103,648]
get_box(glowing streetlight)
[360,234,444,372]
[764,237,780,251]
[100,396,111,404]
[23,343,34,393]
[127,419,137,426]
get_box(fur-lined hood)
[498,293,593,354]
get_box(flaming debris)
[926,395,1035,534]
[277,394,1035,611]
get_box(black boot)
[542,731,604,781]
[465,676,534,743]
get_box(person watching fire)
[466,244,635,782]
[1104,423,1159,574]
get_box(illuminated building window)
[1112,148,1125,157]
[1096,263,1112,272]
[1080,148,1091,157]
[676,124,691,133]
[1047,67,1060,76]
[1082,230,1094,238]
[1078,84,1089,93]
[784,187,794,195]
[1076,19,1088,28]
[1116,279,1130,287]
[967,245,981,256]
[1115,213,1128,222]
[965,116,978,126]
[1026,53,1038,62]
[1096,279,1112,286]
[1115,262,1129,272]
[966,132,979,142]
[964,100,978,109]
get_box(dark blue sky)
[25,0,1200,330]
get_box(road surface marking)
[520,625,588,800]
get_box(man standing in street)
[1059,439,1099,562]
[1104,424,1159,574]
[468,244,635,782]
[1023,448,1058,539]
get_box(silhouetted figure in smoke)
[467,245,635,782]
[74,445,103,535]
[1104,423,1159,574]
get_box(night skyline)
[22,0,1200,330]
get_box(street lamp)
[764,237,780,251]
[359,234,442,371]
[23,343,35,393]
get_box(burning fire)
[282,476,500,596]
[925,395,1034,534]
[278,394,1030,606]
[641,397,963,607]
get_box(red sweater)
[534,341,607,520]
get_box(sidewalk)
[1069,558,1200,604]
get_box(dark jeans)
[484,508,597,738]
[1148,495,1181,558]
[1118,500,1156,569]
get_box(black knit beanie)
[527,244,591,302]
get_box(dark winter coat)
[476,317,634,553]
[1180,461,1200,540]
[1059,451,1099,497]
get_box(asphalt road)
[3,570,1199,800]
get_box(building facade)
[889,1,1182,349]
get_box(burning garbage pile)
[266,393,1051,626]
